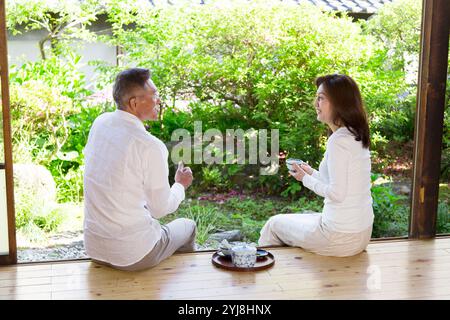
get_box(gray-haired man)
[83,68,196,271]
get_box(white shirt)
[83,110,185,266]
[302,127,374,233]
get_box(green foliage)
[48,104,111,203]
[9,54,108,203]
[280,182,302,198]
[437,184,450,234]
[279,197,323,214]
[220,197,275,242]
[9,81,75,166]
[6,0,102,59]
[219,195,323,242]
[96,0,403,195]
[437,201,450,235]
[365,0,422,70]
[15,185,66,235]
[370,173,409,238]
[199,166,227,191]
[7,0,449,244]
[52,166,84,203]
[441,97,450,181]
[10,54,91,101]
[161,203,221,245]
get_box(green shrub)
[371,173,409,238]
[279,196,323,214]
[365,0,422,70]
[9,81,76,165]
[437,201,450,234]
[199,166,227,191]
[161,203,221,245]
[15,185,66,236]
[8,0,445,243]
[91,0,425,198]
[10,75,109,204]
[94,1,383,195]
[441,100,450,181]
[9,54,91,101]
[6,0,102,61]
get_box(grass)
[162,194,324,245]
[162,204,221,245]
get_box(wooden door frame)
[0,0,17,265]
[409,0,449,239]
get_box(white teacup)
[286,158,304,171]
[231,244,257,268]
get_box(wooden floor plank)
[0,277,52,288]
[44,259,450,295]
[0,292,52,300]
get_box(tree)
[6,0,104,60]
[365,0,422,72]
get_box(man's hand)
[175,161,193,189]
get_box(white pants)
[258,213,372,257]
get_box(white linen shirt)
[302,127,374,233]
[83,110,185,266]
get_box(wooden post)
[0,0,17,264]
[410,0,450,239]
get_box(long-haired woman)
[258,74,374,257]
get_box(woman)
[258,74,374,257]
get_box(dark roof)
[149,0,394,14]
[301,0,394,13]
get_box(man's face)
[128,79,161,121]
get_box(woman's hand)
[299,163,313,175]
[289,163,307,182]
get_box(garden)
[5,0,449,261]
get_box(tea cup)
[286,158,304,171]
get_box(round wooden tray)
[211,251,275,272]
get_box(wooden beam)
[410,0,450,239]
[0,0,17,264]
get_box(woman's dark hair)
[315,74,370,149]
[113,68,151,109]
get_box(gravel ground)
[17,231,88,263]
[18,241,88,263]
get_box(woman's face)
[315,84,334,126]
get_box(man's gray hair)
[112,68,151,110]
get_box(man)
[83,67,195,271]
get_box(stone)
[207,230,243,242]
[13,163,57,203]
[391,182,412,196]
[399,185,411,195]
